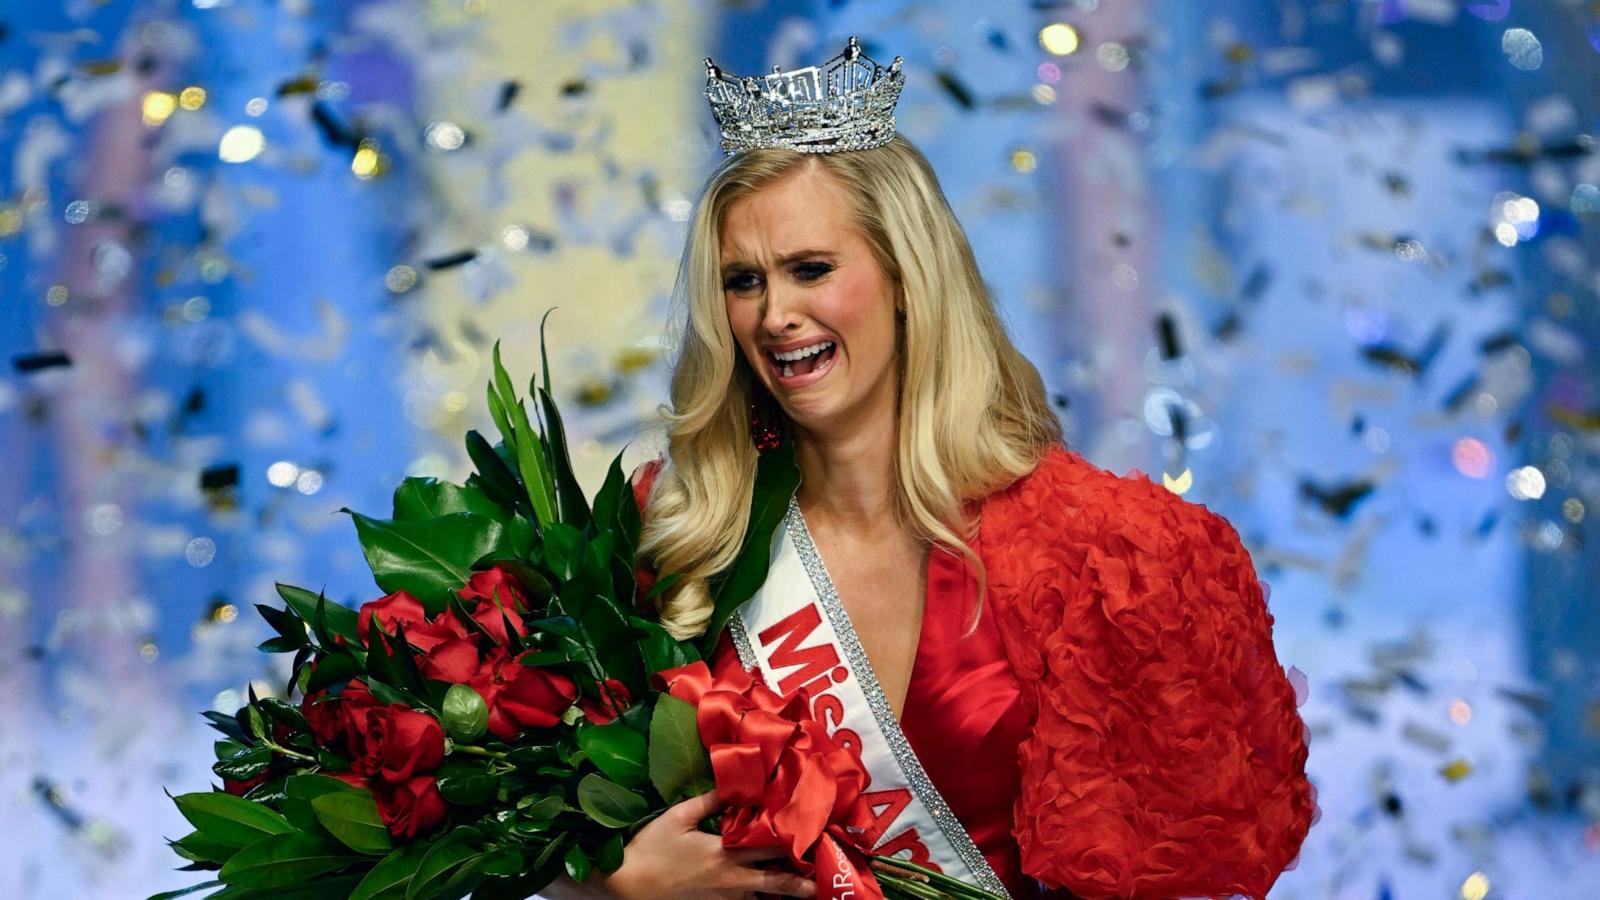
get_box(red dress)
[633,444,1316,900]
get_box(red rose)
[358,590,428,645]
[329,771,369,789]
[372,775,448,839]
[579,678,633,725]
[468,599,526,646]
[302,689,343,745]
[347,705,446,783]
[458,566,530,614]
[470,651,577,740]
[223,772,268,796]
[419,636,481,684]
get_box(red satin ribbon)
[658,662,884,900]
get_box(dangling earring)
[749,381,784,453]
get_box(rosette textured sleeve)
[980,447,1315,900]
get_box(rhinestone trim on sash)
[778,496,1013,898]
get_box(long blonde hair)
[639,134,1061,639]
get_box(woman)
[556,40,1315,900]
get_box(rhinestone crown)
[703,36,905,156]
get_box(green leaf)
[439,684,488,742]
[631,615,697,677]
[311,788,393,855]
[464,431,527,517]
[575,774,648,828]
[169,830,240,866]
[596,832,625,874]
[537,384,591,531]
[344,511,505,615]
[648,694,713,804]
[211,744,272,782]
[700,436,800,656]
[146,880,223,900]
[282,773,357,831]
[217,832,358,888]
[562,845,591,884]
[498,350,557,528]
[393,478,505,523]
[306,651,363,692]
[577,722,647,788]
[172,791,293,848]
[434,760,497,807]
[349,842,432,900]
[542,523,583,581]
[405,838,478,900]
[202,710,251,744]
[258,697,309,732]
[276,583,360,646]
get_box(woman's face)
[720,163,900,442]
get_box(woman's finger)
[734,867,816,898]
[725,845,789,865]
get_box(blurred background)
[2,0,1598,897]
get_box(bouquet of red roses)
[154,332,1000,900]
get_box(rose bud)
[372,775,448,840]
[357,591,428,645]
[222,772,268,797]
[458,567,531,615]
[579,678,633,726]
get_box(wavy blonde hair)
[639,134,1062,639]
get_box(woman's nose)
[761,282,803,335]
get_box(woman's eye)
[793,263,833,282]
[723,272,761,293]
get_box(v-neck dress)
[704,508,1037,897]
[634,444,1318,900]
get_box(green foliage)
[575,775,648,828]
[216,832,358,888]
[440,684,489,742]
[647,694,713,804]
[311,789,393,855]
[172,792,293,848]
[344,511,505,615]
[700,436,801,655]
[576,722,647,788]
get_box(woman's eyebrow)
[720,248,836,277]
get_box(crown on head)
[703,36,905,156]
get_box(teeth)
[782,364,793,377]
[771,340,834,362]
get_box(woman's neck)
[792,411,899,538]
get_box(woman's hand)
[569,790,815,900]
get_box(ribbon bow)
[658,661,884,900]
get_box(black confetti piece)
[935,70,976,109]
[425,249,478,270]
[497,80,521,111]
[1298,477,1376,519]
[13,351,72,373]
[200,463,239,491]
[310,100,360,149]
[1156,313,1182,360]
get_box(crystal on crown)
[703,36,905,156]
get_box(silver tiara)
[703,36,905,156]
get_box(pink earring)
[749,383,783,453]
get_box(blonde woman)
[553,40,1315,900]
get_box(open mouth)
[767,340,837,386]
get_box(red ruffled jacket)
[632,444,1316,900]
[974,446,1315,899]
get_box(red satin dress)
[636,445,1317,900]
[701,541,1035,896]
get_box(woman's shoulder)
[978,443,1246,566]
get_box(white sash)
[728,496,1012,898]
